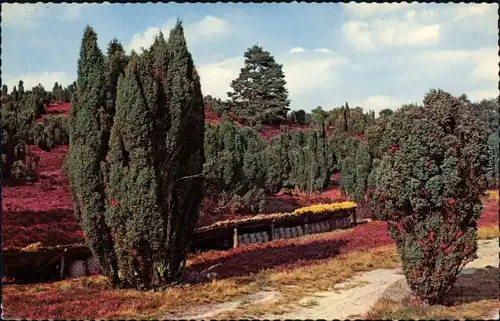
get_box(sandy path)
[165,290,281,319]
[264,268,405,319]
[263,238,499,320]
[168,239,498,320]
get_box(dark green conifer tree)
[18,80,24,99]
[67,26,118,284]
[102,39,128,171]
[372,89,489,304]
[228,45,290,125]
[379,108,394,119]
[107,51,163,287]
[354,141,372,202]
[71,22,204,288]
[159,21,205,284]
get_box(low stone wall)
[235,215,353,248]
[68,260,87,278]
[5,206,356,281]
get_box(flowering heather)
[186,221,392,279]
[198,187,346,227]
[204,111,221,125]
[189,199,499,281]
[478,196,499,227]
[2,145,83,250]
[36,102,71,121]
[280,186,346,202]
[3,278,133,320]
[2,104,497,253]
[3,179,497,251]
[203,109,328,141]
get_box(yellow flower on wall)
[487,190,499,200]
[293,201,357,215]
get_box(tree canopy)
[228,45,290,125]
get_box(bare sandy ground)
[170,238,498,320]
[166,290,281,319]
[263,268,406,319]
[263,238,499,320]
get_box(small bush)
[31,116,69,150]
[9,149,39,181]
[217,187,266,213]
[373,90,489,304]
[290,109,308,125]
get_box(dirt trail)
[262,238,499,320]
[168,239,498,320]
[264,268,405,320]
[165,290,281,319]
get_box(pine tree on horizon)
[228,45,290,125]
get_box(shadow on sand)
[442,266,499,305]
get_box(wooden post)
[270,222,275,241]
[303,216,309,235]
[330,215,337,230]
[327,212,335,231]
[60,254,65,280]
[351,208,357,226]
[233,228,238,248]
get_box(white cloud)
[343,3,496,21]
[471,54,499,83]
[283,56,348,97]
[128,26,164,53]
[342,4,497,51]
[406,4,497,35]
[342,19,441,51]
[197,53,348,108]
[127,15,231,53]
[467,89,499,102]
[1,3,83,27]
[2,72,76,91]
[355,95,409,115]
[452,4,498,35]
[454,3,493,20]
[342,21,373,48]
[415,49,479,64]
[186,15,231,44]
[342,2,418,18]
[197,57,243,99]
[315,48,333,53]
[410,47,497,82]
[405,24,440,45]
[1,4,45,27]
[290,47,306,53]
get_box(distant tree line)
[204,120,335,212]
[50,81,76,102]
[1,80,74,181]
[0,81,70,182]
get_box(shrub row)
[30,115,69,150]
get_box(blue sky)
[2,2,498,114]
